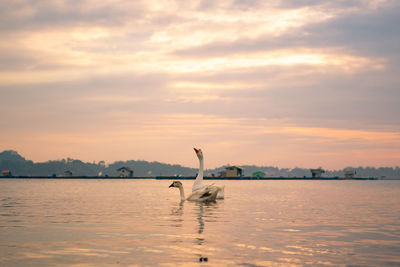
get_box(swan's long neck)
[193,156,204,191]
[198,157,204,180]
[177,184,185,201]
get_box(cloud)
[303,3,400,57]
[0,0,144,31]
[173,2,400,59]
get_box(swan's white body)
[192,148,224,199]
[169,181,220,202]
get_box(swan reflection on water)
[194,201,221,250]
[194,202,218,247]
[197,203,205,235]
[169,200,220,246]
[169,202,184,228]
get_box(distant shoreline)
[0,176,382,180]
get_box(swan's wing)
[187,185,220,202]
[199,191,212,198]
[187,188,207,201]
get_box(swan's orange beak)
[193,148,201,154]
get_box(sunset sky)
[1,0,399,169]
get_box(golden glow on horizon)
[3,113,399,168]
[285,127,400,143]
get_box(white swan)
[192,148,224,199]
[169,181,220,202]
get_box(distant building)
[117,167,134,177]
[2,170,12,177]
[252,171,265,178]
[344,170,356,178]
[310,168,325,178]
[64,170,73,177]
[219,166,243,177]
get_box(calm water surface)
[1,179,399,266]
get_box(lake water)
[1,179,400,266]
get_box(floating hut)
[252,171,266,178]
[64,170,73,177]
[344,169,357,178]
[310,168,325,178]
[219,166,243,177]
[2,170,12,177]
[117,167,134,177]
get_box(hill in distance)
[0,150,399,178]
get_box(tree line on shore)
[1,150,399,178]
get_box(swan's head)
[193,148,203,160]
[169,181,183,188]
